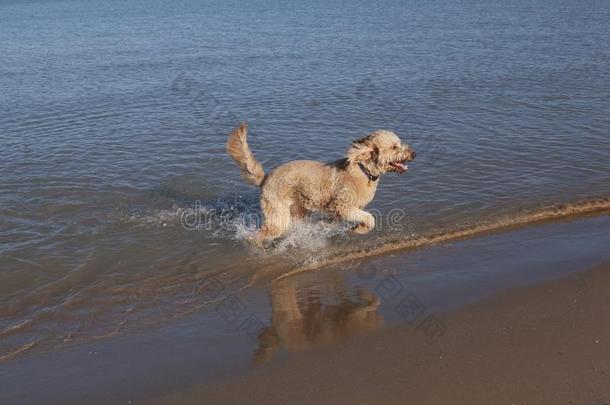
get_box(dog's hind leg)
[251,197,292,247]
[290,201,308,220]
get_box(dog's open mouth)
[389,160,408,173]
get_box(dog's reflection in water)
[254,276,383,363]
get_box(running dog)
[227,123,416,247]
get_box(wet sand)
[153,262,610,405]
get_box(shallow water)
[1,0,610,360]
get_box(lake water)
[1,0,609,361]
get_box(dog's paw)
[352,223,372,234]
[246,233,265,249]
[246,232,277,251]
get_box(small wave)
[0,339,41,362]
[272,197,610,282]
[0,319,33,338]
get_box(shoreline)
[153,261,610,404]
[271,197,610,282]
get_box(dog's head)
[346,130,416,176]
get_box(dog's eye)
[392,145,399,150]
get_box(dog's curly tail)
[226,122,266,187]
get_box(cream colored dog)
[227,123,416,246]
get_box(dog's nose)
[411,151,416,159]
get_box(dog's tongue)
[391,161,407,173]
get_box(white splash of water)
[125,196,352,254]
[274,220,349,252]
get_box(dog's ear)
[347,138,377,164]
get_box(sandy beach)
[152,261,610,405]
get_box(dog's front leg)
[340,208,375,234]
